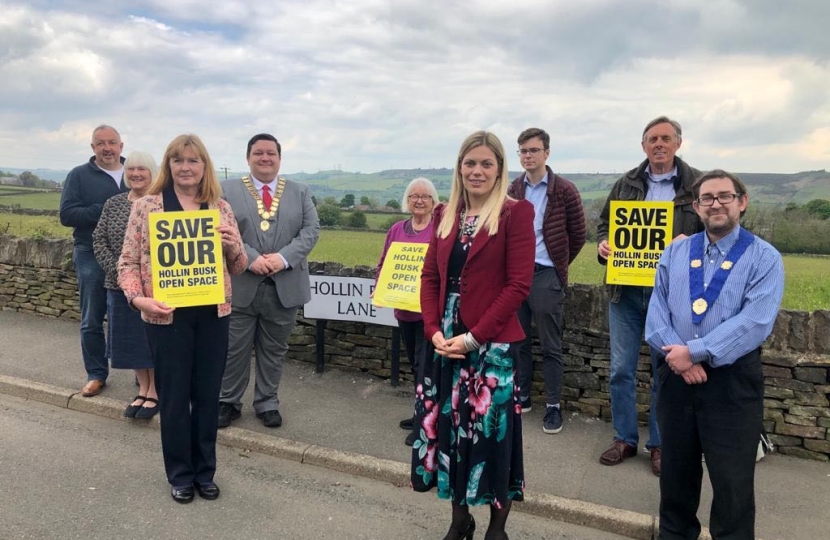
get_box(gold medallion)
[690,259,702,268]
[262,212,271,219]
[242,176,286,229]
[692,298,708,315]
[720,261,733,270]
[260,220,270,231]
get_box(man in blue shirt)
[646,170,784,540]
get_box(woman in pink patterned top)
[118,134,246,504]
[375,177,438,446]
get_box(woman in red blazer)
[411,131,535,540]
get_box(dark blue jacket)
[59,156,126,248]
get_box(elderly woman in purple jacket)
[375,177,439,446]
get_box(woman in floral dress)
[412,131,535,540]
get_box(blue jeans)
[608,285,660,449]
[74,246,108,381]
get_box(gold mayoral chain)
[242,176,286,231]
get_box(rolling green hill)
[4,166,828,207]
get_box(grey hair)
[91,124,121,141]
[123,151,159,188]
[642,116,682,142]
[401,177,439,213]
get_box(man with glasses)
[596,116,702,476]
[507,127,586,434]
[646,170,783,539]
[218,133,320,429]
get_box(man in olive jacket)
[596,116,702,476]
[507,127,586,435]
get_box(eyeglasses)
[408,194,433,201]
[696,193,741,206]
[517,148,544,156]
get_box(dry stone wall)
[1,237,828,460]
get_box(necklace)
[242,176,286,231]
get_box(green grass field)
[1,213,826,311]
[0,192,61,210]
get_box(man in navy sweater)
[60,124,126,397]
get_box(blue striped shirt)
[524,172,554,267]
[645,225,784,367]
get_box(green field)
[0,192,61,210]
[1,213,826,311]
[339,211,407,229]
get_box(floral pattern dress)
[411,215,524,507]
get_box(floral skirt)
[410,292,524,507]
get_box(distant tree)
[802,199,830,220]
[340,193,355,207]
[784,202,799,212]
[18,171,40,187]
[359,195,371,206]
[381,216,400,231]
[347,209,368,228]
[317,203,341,226]
[323,196,337,205]
[386,199,401,210]
[438,195,449,202]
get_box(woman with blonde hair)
[118,134,247,504]
[411,131,535,540]
[93,151,159,419]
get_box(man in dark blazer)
[218,133,320,428]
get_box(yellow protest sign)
[606,201,674,287]
[149,210,225,308]
[372,242,427,312]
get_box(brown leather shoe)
[599,440,637,466]
[650,448,662,477]
[81,379,106,397]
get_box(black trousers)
[516,266,565,405]
[145,306,230,487]
[398,319,426,389]
[656,349,763,540]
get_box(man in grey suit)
[218,133,320,428]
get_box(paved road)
[0,392,630,540]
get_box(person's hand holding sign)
[217,223,241,250]
[598,239,611,260]
[132,296,175,317]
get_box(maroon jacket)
[507,166,586,285]
[421,199,535,345]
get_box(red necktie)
[262,184,272,209]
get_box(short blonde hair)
[401,177,439,213]
[123,151,159,189]
[436,131,511,239]
[149,134,222,204]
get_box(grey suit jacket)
[222,177,320,309]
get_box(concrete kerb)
[0,375,73,409]
[1,375,735,540]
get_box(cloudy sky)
[1,0,828,175]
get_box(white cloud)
[0,0,827,175]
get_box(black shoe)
[134,397,159,420]
[443,514,476,540]
[520,397,532,413]
[256,409,282,428]
[399,416,414,430]
[218,402,240,428]
[195,481,220,500]
[543,406,563,434]
[171,485,194,504]
[404,430,417,446]
[123,396,146,418]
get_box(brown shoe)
[599,440,637,466]
[650,448,662,477]
[81,379,106,397]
